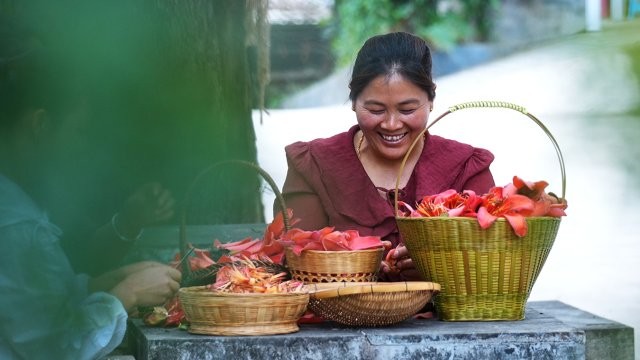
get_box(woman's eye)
[400,109,417,115]
[368,109,385,115]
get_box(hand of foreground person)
[109,264,182,312]
[380,244,422,281]
[89,261,167,293]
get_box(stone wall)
[269,24,334,90]
[490,0,586,50]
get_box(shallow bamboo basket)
[178,286,310,336]
[307,281,440,326]
[394,101,566,321]
[285,247,384,283]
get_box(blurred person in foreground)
[0,17,181,360]
[280,32,496,281]
[62,180,176,276]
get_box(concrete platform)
[127,300,634,360]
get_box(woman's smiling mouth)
[380,132,407,143]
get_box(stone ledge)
[128,301,634,360]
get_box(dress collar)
[310,125,422,227]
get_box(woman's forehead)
[358,74,428,104]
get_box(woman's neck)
[355,130,424,193]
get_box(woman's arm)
[73,183,175,276]
[281,192,329,231]
[462,168,495,194]
[0,225,128,360]
[279,163,329,231]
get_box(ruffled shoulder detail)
[284,126,392,228]
[414,134,494,197]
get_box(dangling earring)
[429,105,433,112]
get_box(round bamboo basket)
[178,286,310,336]
[394,101,566,321]
[285,247,384,283]
[307,281,440,326]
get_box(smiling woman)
[278,32,496,282]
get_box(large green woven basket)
[394,101,566,321]
[397,216,560,320]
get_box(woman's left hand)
[381,244,422,281]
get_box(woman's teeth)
[381,133,406,143]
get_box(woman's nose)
[380,111,402,130]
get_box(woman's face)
[353,73,432,162]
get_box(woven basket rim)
[179,285,310,297]
[286,248,385,255]
[395,216,562,221]
[308,281,440,299]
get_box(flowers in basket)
[213,209,299,265]
[212,258,306,294]
[142,212,295,327]
[215,209,391,260]
[277,227,391,254]
[142,208,391,327]
[397,176,568,237]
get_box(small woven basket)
[307,281,440,326]
[179,286,309,335]
[285,247,384,283]
[394,101,566,321]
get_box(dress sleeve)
[0,222,127,360]
[454,147,496,194]
[279,142,329,230]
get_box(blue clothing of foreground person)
[0,175,127,359]
[0,13,181,360]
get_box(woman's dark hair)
[348,32,436,102]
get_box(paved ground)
[254,18,640,359]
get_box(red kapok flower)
[477,186,536,237]
[415,189,481,217]
[512,175,568,217]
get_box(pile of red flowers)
[212,258,306,294]
[145,209,388,327]
[215,209,389,263]
[397,176,568,237]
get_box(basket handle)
[393,100,566,215]
[179,159,290,275]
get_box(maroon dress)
[280,125,495,248]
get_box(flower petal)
[349,236,384,250]
[477,206,498,229]
[504,213,528,237]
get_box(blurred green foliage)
[329,0,498,66]
[3,1,266,272]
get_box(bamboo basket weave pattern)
[395,101,566,321]
[285,247,383,283]
[307,282,440,326]
[179,286,309,336]
[397,217,559,320]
